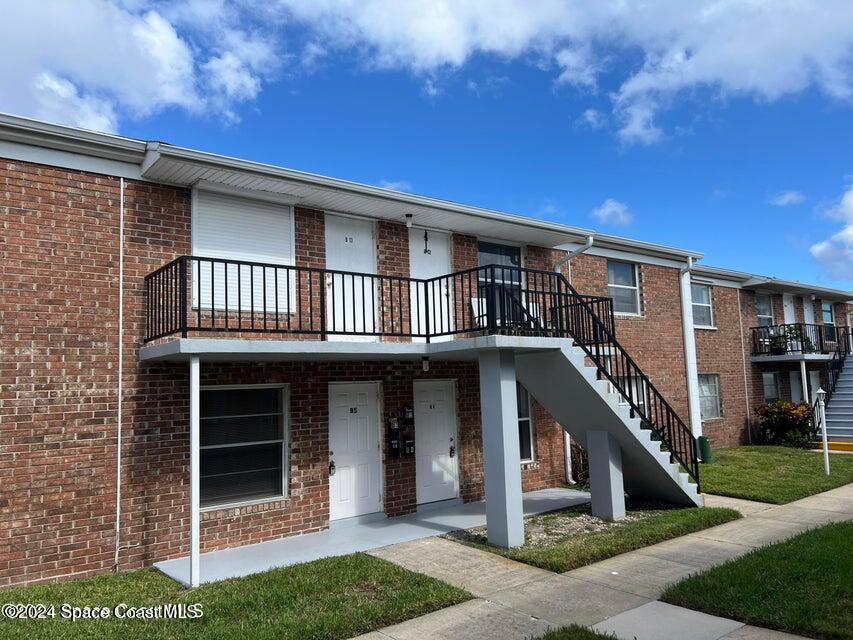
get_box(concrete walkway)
[357,484,852,640]
[156,488,588,586]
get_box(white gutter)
[113,177,125,570]
[735,289,752,444]
[679,257,703,439]
[556,235,594,484]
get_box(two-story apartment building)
[1,114,850,588]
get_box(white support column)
[478,349,525,548]
[680,262,703,437]
[189,356,201,587]
[587,430,626,521]
[799,360,810,405]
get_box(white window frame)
[755,293,774,327]
[691,282,715,329]
[698,374,722,420]
[199,383,289,510]
[607,260,641,316]
[762,372,780,401]
[517,382,535,464]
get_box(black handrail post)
[319,271,327,341]
[424,281,431,343]
[179,256,188,338]
[487,266,497,335]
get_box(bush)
[755,400,814,447]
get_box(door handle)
[449,445,456,458]
[329,460,336,476]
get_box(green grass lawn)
[539,624,615,639]
[0,554,471,640]
[702,445,853,504]
[448,504,740,573]
[662,522,852,640]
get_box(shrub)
[755,400,814,447]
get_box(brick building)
[1,114,850,587]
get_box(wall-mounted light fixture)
[421,356,430,372]
[405,213,413,228]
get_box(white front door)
[325,214,377,341]
[409,228,453,342]
[414,380,459,504]
[802,296,815,324]
[809,371,821,403]
[783,294,796,324]
[328,382,382,520]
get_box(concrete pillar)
[679,264,703,437]
[799,360,810,404]
[478,349,525,548]
[587,430,626,521]
[189,356,200,587]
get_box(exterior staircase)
[825,358,853,442]
[517,342,703,506]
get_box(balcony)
[750,322,842,361]
[144,256,615,344]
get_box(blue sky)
[2,1,852,288]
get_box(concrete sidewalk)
[357,484,851,640]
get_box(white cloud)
[591,198,634,227]
[0,0,280,131]
[810,186,853,280]
[768,190,806,207]
[377,179,413,192]
[275,0,853,144]
[576,108,605,129]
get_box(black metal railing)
[826,326,851,403]
[145,256,699,488]
[751,322,839,356]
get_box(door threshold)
[329,511,387,530]
[416,496,463,513]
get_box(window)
[517,383,535,463]
[691,283,714,328]
[698,374,721,420]
[200,386,287,508]
[822,301,837,341]
[608,376,647,411]
[755,293,773,327]
[607,260,640,315]
[762,373,780,401]
[478,242,524,326]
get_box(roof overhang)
[140,142,596,247]
[692,265,852,302]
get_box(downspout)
[113,178,125,571]
[679,257,703,439]
[556,235,594,483]
[736,289,752,443]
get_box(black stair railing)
[145,257,699,488]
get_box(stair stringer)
[515,343,703,507]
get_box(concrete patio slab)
[566,553,697,598]
[155,487,588,586]
[488,573,650,627]
[703,494,773,516]
[374,599,553,640]
[592,601,743,640]
[722,625,811,639]
[690,516,812,548]
[635,535,751,569]
[368,537,550,597]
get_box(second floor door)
[325,214,377,341]
[409,228,452,341]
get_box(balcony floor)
[139,334,570,363]
[155,488,589,586]
[751,353,833,363]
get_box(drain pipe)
[555,235,594,484]
[113,178,125,571]
[679,257,703,439]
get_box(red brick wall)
[694,285,750,446]
[569,253,691,422]
[0,162,569,586]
